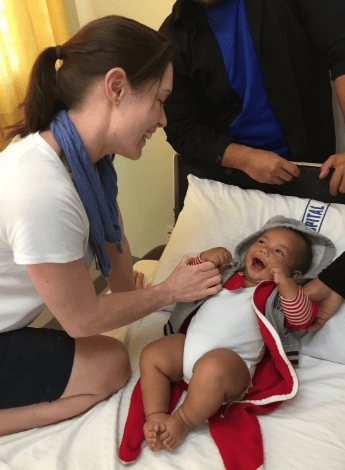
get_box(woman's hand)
[222,143,300,184]
[301,278,343,331]
[200,247,232,266]
[133,270,151,290]
[163,255,223,303]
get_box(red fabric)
[209,404,264,470]
[118,379,146,463]
[118,379,187,463]
[118,276,298,469]
[223,271,246,290]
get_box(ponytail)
[4,47,67,142]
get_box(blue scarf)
[50,109,122,277]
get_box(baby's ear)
[291,270,302,279]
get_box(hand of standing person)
[319,151,345,196]
[301,278,343,331]
[221,143,300,185]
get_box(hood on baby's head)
[230,215,335,282]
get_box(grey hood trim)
[231,215,335,282]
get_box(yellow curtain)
[0,0,70,150]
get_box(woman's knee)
[62,334,131,400]
[83,334,131,396]
[102,336,131,394]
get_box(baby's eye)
[258,240,265,245]
[276,249,284,256]
[158,99,165,106]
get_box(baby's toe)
[159,429,170,442]
[144,424,157,445]
[163,435,174,447]
[168,438,178,450]
[158,421,167,433]
[148,421,159,433]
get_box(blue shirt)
[204,0,291,160]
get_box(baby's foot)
[143,413,170,452]
[159,409,191,451]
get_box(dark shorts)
[0,327,75,409]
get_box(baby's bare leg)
[160,348,251,450]
[139,333,185,451]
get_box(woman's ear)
[292,270,302,279]
[104,68,127,105]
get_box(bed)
[0,156,344,470]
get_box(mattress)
[0,261,344,470]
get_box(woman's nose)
[158,107,168,128]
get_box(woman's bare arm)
[104,204,136,294]
[27,256,222,338]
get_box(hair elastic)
[56,45,62,60]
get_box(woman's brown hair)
[3,15,174,142]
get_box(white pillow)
[152,174,345,364]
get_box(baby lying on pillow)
[139,215,335,452]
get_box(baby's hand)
[133,271,151,290]
[200,247,232,266]
[268,262,291,285]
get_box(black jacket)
[319,252,345,298]
[160,0,345,167]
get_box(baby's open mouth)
[251,257,265,271]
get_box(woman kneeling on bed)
[139,216,333,452]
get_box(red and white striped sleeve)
[280,286,319,329]
[191,253,203,265]
[191,254,221,269]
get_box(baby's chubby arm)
[268,262,298,299]
[199,247,232,267]
[268,261,318,329]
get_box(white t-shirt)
[0,132,94,332]
[183,287,265,383]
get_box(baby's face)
[243,227,305,284]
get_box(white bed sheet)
[0,262,344,470]
[0,311,344,470]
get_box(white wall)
[62,0,80,35]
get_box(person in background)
[0,15,223,436]
[159,0,345,195]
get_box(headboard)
[174,154,345,222]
